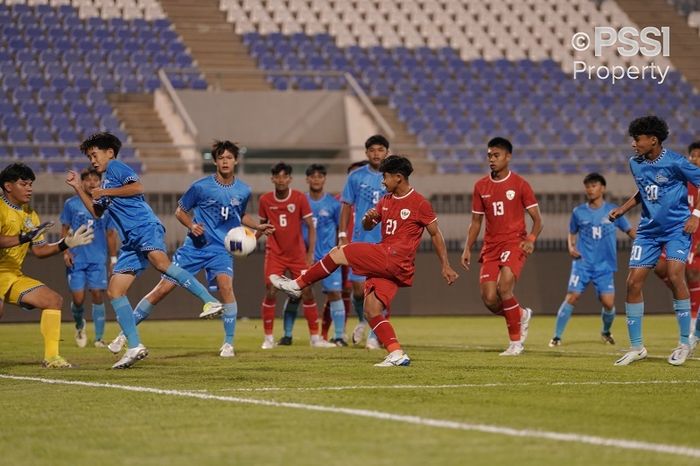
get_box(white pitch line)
[1,374,699,459]
[210,379,700,393]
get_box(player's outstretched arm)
[93,181,144,199]
[427,221,458,285]
[303,215,316,266]
[32,224,95,258]
[460,213,483,271]
[362,207,380,230]
[609,190,640,221]
[0,221,55,249]
[175,206,204,237]
[338,202,352,246]
[520,205,543,255]
[241,213,274,236]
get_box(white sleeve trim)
[525,203,539,210]
[471,210,485,215]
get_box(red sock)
[501,297,521,342]
[689,281,700,320]
[261,297,276,335]
[321,301,331,340]
[368,315,401,353]
[298,255,339,287]
[303,300,319,334]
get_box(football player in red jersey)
[258,162,334,349]
[461,137,543,356]
[270,155,459,366]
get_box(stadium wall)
[3,250,672,323]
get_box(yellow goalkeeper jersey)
[0,196,46,273]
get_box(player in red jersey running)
[258,162,334,349]
[270,155,459,366]
[655,140,700,348]
[461,137,543,356]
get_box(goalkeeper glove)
[18,221,54,244]
[58,224,95,251]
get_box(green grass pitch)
[1,315,699,466]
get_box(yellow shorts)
[0,271,45,307]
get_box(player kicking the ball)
[271,155,459,366]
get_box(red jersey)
[472,171,538,247]
[259,189,312,259]
[376,189,437,283]
[688,183,700,243]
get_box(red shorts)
[264,253,307,286]
[479,240,527,283]
[342,242,411,306]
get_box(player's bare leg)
[599,293,616,345]
[70,288,88,348]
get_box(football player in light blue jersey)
[105,140,273,358]
[549,173,635,347]
[67,132,227,369]
[609,116,700,366]
[60,168,119,349]
[301,164,345,345]
[339,134,388,348]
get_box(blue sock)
[164,264,218,304]
[353,295,364,322]
[222,302,238,345]
[111,296,140,349]
[330,299,345,340]
[601,307,615,334]
[625,302,644,348]
[554,301,574,339]
[92,303,106,340]
[71,302,85,329]
[133,297,154,325]
[283,298,299,338]
[673,298,691,345]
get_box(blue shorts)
[567,261,615,296]
[163,244,233,288]
[113,223,167,275]
[348,268,366,283]
[66,262,108,291]
[321,267,343,292]
[629,231,691,268]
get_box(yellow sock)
[40,309,61,360]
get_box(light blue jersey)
[304,193,340,260]
[341,164,385,243]
[178,175,251,251]
[570,201,631,273]
[94,159,162,247]
[630,148,700,238]
[60,195,113,264]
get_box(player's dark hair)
[80,131,121,157]
[688,141,700,154]
[80,167,101,180]
[487,137,513,154]
[305,163,327,176]
[347,160,368,173]
[583,172,606,186]
[379,155,413,179]
[365,134,389,150]
[628,115,668,143]
[271,162,292,176]
[212,140,240,159]
[0,163,35,191]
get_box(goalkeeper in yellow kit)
[0,163,94,368]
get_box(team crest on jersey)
[23,218,34,229]
[400,208,410,220]
[319,208,330,217]
[506,190,515,200]
[655,172,669,184]
[287,204,296,213]
[230,198,240,207]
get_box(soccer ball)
[224,226,257,257]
